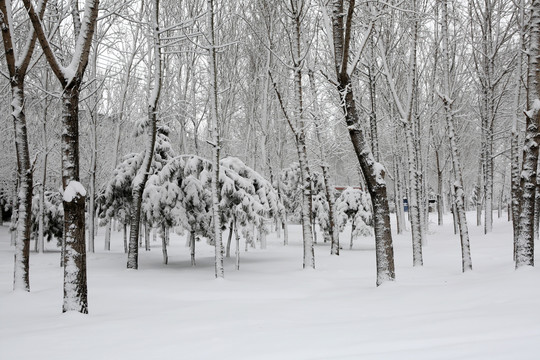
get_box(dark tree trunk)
[330,0,395,285]
[190,231,196,266]
[61,84,88,314]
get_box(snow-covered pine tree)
[144,155,211,266]
[335,188,373,250]
[311,172,333,245]
[31,190,64,247]
[279,163,303,223]
[144,155,283,270]
[100,127,175,252]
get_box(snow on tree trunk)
[127,0,161,270]
[450,178,459,235]
[62,180,88,313]
[393,153,405,234]
[476,161,483,227]
[10,180,18,247]
[436,150,444,226]
[22,0,99,313]
[329,0,395,285]
[511,0,525,247]
[10,82,32,292]
[234,220,240,270]
[38,185,45,253]
[405,123,423,267]
[309,70,339,255]
[515,0,540,267]
[0,0,46,290]
[441,0,472,273]
[37,89,49,254]
[207,0,223,278]
[87,34,98,254]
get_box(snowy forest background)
[1,0,539,358]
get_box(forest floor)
[1,212,539,359]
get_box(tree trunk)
[259,225,267,249]
[436,150,444,226]
[349,223,355,250]
[393,153,405,234]
[162,225,168,265]
[10,181,18,247]
[61,84,88,313]
[405,122,423,266]
[207,0,223,278]
[37,185,45,253]
[308,69,339,255]
[226,221,233,258]
[511,0,525,246]
[10,82,32,291]
[476,160,483,226]
[123,222,128,254]
[104,222,111,251]
[450,178,459,235]
[441,0,472,272]
[145,224,150,251]
[190,231,196,266]
[38,92,49,254]
[330,0,395,285]
[234,220,240,270]
[283,217,288,246]
[127,0,161,270]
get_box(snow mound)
[63,181,87,202]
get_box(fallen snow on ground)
[1,213,539,360]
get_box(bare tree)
[377,0,424,267]
[269,0,315,269]
[127,0,162,270]
[23,0,100,313]
[0,0,47,291]
[440,0,472,272]
[207,0,224,278]
[325,0,395,285]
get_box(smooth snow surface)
[1,213,539,359]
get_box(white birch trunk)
[441,0,472,272]
[207,0,224,278]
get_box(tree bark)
[0,0,45,291]
[207,0,224,278]
[441,0,472,272]
[190,231,196,266]
[329,0,395,285]
[61,84,89,313]
[127,0,161,270]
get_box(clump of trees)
[4,0,540,314]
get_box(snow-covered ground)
[1,213,539,359]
